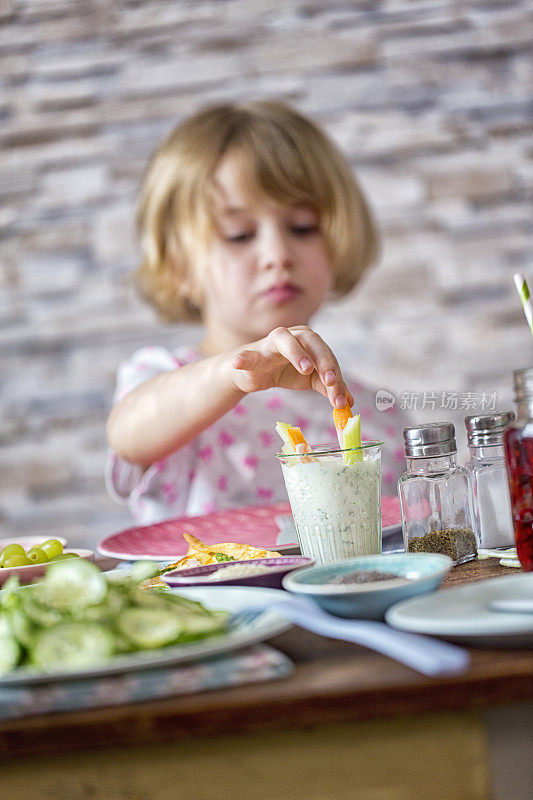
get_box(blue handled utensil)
[230,594,470,677]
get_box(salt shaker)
[465,412,516,549]
[398,422,477,564]
[504,368,533,571]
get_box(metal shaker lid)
[403,422,457,458]
[465,411,515,446]
[513,368,533,401]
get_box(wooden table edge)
[1,557,532,761]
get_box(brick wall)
[1,0,532,549]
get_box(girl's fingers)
[264,327,316,375]
[233,328,350,408]
[289,327,348,408]
[232,350,262,370]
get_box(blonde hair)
[136,100,379,322]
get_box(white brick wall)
[1,0,532,549]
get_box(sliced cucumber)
[0,614,21,674]
[7,606,34,648]
[30,622,115,670]
[131,586,214,618]
[180,611,229,639]
[126,585,168,608]
[156,590,215,616]
[34,559,107,612]
[105,561,160,586]
[0,613,13,638]
[20,592,63,628]
[76,586,126,623]
[0,578,32,646]
[117,607,184,649]
[0,575,21,610]
[0,558,229,677]
[0,636,20,675]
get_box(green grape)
[3,553,32,568]
[40,539,64,560]
[0,544,26,567]
[26,547,49,564]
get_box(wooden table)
[1,559,532,800]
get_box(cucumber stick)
[342,415,363,464]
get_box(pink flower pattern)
[383,469,395,485]
[161,481,178,505]
[256,486,274,501]
[218,430,235,447]
[259,431,274,447]
[266,395,283,410]
[394,447,405,463]
[198,446,214,462]
[295,415,309,430]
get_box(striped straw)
[513,273,533,336]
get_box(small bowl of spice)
[282,553,452,619]
[161,556,315,589]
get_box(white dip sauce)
[281,456,381,565]
[206,563,272,581]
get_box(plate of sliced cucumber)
[0,559,291,685]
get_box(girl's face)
[199,156,333,354]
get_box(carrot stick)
[286,426,310,450]
[286,426,315,462]
[333,403,353,433]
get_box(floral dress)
[106,345,408,525]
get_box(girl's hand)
[230,326,352,409]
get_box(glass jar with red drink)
[504,368,533,571]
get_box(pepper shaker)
[398,423,477,564]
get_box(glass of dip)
[276,441,382,565]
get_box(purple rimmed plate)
[161,556,314,589]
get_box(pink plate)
[0,549,94,586]
[97,497,402,561]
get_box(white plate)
[0,585,291,685]
[386,572,533,647]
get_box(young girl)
[106,101,407,524]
